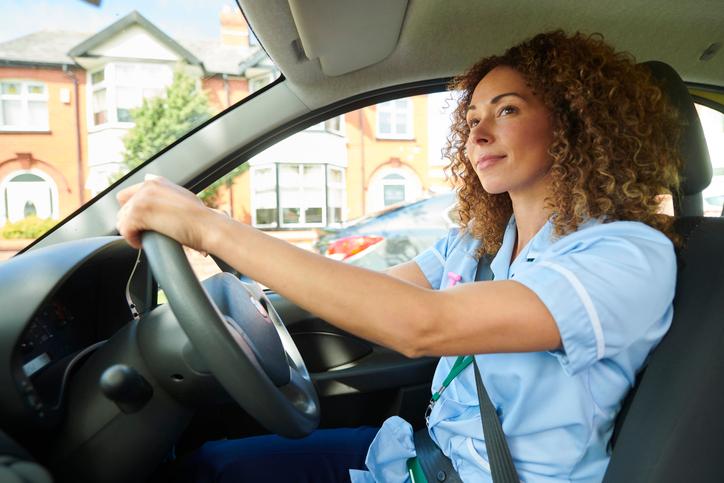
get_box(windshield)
[0,0,277,253]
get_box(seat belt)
[473,357,519,482]
[472,257,518,481]
[408,256,519,482]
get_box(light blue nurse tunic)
[350,216,676,482]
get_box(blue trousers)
[173,426,379,483]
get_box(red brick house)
[0,8,274,227]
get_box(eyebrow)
[467,92,526,111]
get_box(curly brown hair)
[445,30,682,256]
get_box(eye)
[498,105,518,117]
[467,118,479,128]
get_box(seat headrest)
[641,61,712,198]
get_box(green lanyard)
[425,355,474,425]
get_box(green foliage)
[119,69,246,208]
[198,164,249,206]
[2,216,57,239]
[122,69,211,172]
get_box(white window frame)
[250,165,278,228]
[279,163,327,228]
[326,165,346,226]
[250,162,347,228]
[381,173,407,207]
[89,62,172,128]
[249,72,275,93]
[0,80,49,131]
[376,98,414,140]
[367,166,423,212]
[307,115,345,136]
[90,66,109,127]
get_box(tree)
[120,69,249,208]
[121,69,210,174]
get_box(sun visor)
[288,0,408,76]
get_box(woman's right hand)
[116,174,224,252]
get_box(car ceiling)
[241,0,724,110]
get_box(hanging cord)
[50,340,107,410]
[125,249,143,320]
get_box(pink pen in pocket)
[447,272,462,287]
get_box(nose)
[467,121,493,146]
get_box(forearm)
[205,216,439,357]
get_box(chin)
[476,176,508,195]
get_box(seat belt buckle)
[424,399,434,426]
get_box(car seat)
[603,62,724,481]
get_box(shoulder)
[437,226,481,258]
[515,220,676,374]
[546,220,675,263]
[530,219,677,316]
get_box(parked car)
[0,1,722,483]
[315,192,457,270]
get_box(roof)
[0,31,89,67]
[0,11,264,75]
[181,38,259,75]
[67,11,202,67]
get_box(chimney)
[220,4,249,47]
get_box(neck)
[510,189,551,260]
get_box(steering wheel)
[141,231,319,438]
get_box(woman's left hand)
[116,174,222,252]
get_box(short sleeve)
[513,222,677,376]
[412,228,461,289]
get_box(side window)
[697,103,724,216]
[203,91,457,271]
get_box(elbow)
[398,304,439,359]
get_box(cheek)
[522,122,552,150]
[464,136,474,155]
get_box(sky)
[0,0,239,43]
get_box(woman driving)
[116,30,682,482]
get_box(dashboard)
[0,237,148,430]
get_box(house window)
[377,98,413,139]
[91,62,172,126]
[280,164,325,226]
[324,116,343,135]
[307,115,344,135]
[249,72,275,92]
[252,166,277,227]
[382,173,406,206]
[327,166,345,224]
[251,163,346,228]
[367,167,423,212]
[0,81,48,131]
[92,88,107,125]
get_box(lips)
[476,154,506,170]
